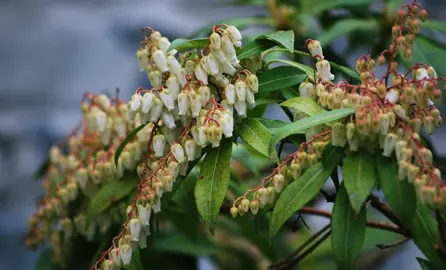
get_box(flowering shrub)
[27,2,446,270]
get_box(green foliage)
[257,66,307,93]
[195,139,233,234]
[167,38,208,52]
[331,184,366,270]
[342,151,376,212]
[114,124,147,166]
[256,30,295,53]
[238,118,274,159]
[316,19,379,46]
[280,97,326,116]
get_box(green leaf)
[237,39,276,60]
[127,247,144,270]
[270,146,344,238]
[254,97,283,106]
[409,203,445,268]
[87,173,139,217]
[238,118,273,158]
[195,139,232,234]
[114,124,147,167]
[33,159,49,180]
[167,38,208,53]
[256,30,295,53]
[170,163,202,209]
[423,20,446,35]
[316,19,379,47]
[232,144,259,176]
[331,184,366,270]
[265,59,314,77]
[300,0,374,15]
[329,61,360,81]
[417,257,434,270]
[375,153,416,224]
[255,118,289,130]
[269,108,354,159]
[257,66,307,93]
[282,87,299,99]
[154,233,219,256]
[342,151,376,212]
[35,248,55,270]
[388,0,405,14]
[280,97,326,116]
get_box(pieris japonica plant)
[28,2,446,270]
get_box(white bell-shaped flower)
[141,92,155,113]
[235,80,247,101]
[166,76,180,99]
[207,53,221,75]
[149,99,163,122]
[110,248,121,267]
[114,117,127,138]
[128,218,142,241]
[213,74,230,88]
[160,89,175,111]
[177,68,188,87]
[158,37,177,55]
[221,100,233,115]
[98,94,111,108]
[385,89,400,104]
[136,48,149,72]
[184,60,196,75]
[152,49,169,73]
[137,204,151,226]
[185,139,197,161]
[188,91,202,117]
[245,88,255,105]
[220,113,234,137]
[234,100,247,118]
[178,92,190,115]
[169,161,180,178]
[171,143,185,163]
[152,198,161,213]
[167,55,181,75]
[213,48,228,64]
[149,70,163,89]
[161,111,176,129]
[383,133,398,157]
[246,74,259,94]
[200,56,212,75]
[194,64,208,85]
[224,84,236,104]
[139,231,148,249]
[221,60,237,75]
[210,32,221,50]
[221,36,239,66]
[198,86,211,106]
[415,68,429,81]
[130,94,142,112]
[153,134,166,157]
[316,60,334,82]
[299,82,314,98]
[198,127,207,146]
[120,244,132,265]
[308,40,323,58]
[224,26,242,47]
[95,109,107,132]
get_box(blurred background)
[0,0,445,269]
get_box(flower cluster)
[90,25,260,269]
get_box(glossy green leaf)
[281,87,299,99]
[342,151,376,212]
[35,248,55,270]
[269,108,354,159]
[195,139,232,234]
[170,163,202,208]
[167,38,208,52]
[265,59,314,77]
[256,118,289,130]
[256,30,295,53]
[316,19,378,46]
[254,96,283,106]
[237,39,276,60]
[300,0,374,15]
[33,159,49,180]
[375,153,416,224]
[423,20,446,35]
[409,203,445,269]
[87,173,139,217]
[417,257,434,270]
[154,233,219,256]
[114,124,147,167]
[270,146,344,238]
[127,247,144,270]
[257,66,307,93]
[332,184,366,270]
[238,118,273,158]
[280,97,326,116]
[329,61,360,81]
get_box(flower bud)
[198,86,211,107]
[140,92,155,114]
[383,133,398,157]
[120,244,132,265]
[194,64,208,85]
[332,123,347,147]
[246,74,259,94]
[241,199,250,213]
[136,48,149,72]
[152,134,165,157]
[166,76,180,98]
[246,88,255,105]
[230,206,238,218]
[308,40,323,59]
[419,148,433,165]
[128,218,142,241]
[207,53,221,75]
[398,160,409,180]
[299,82,314,98]
[110,248,121,267]
[221,35,239,65]
[424,115,434,135]
[159,89,175,111]
[385,89,399,104]
[316,60,334,82]
[224,26,242,47]
[152,49,169,72]
[407,164,420,184]
[225,84,236,104]
[237,204,245,216]
[250,200,259,215]
[272,174,285,193]
[234,100,247,118]
[149,98,163,122]
[137,204,151,226]
[188,91,202,118]
[290,160,301,180]
[210,32,221,50]
[171,143,185,163]
[161,111,176,129]
[130,94,142,112]
[235,80,247,101]
[185,139,197,161]
[378,55,386,66]
[167,55,181,75]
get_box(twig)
[368,195,404,229]
[376,238,410,249]
[319,189,335,203]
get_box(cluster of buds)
[91,25,261,269]
[230,132,331,217]
[25,93,135,253]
